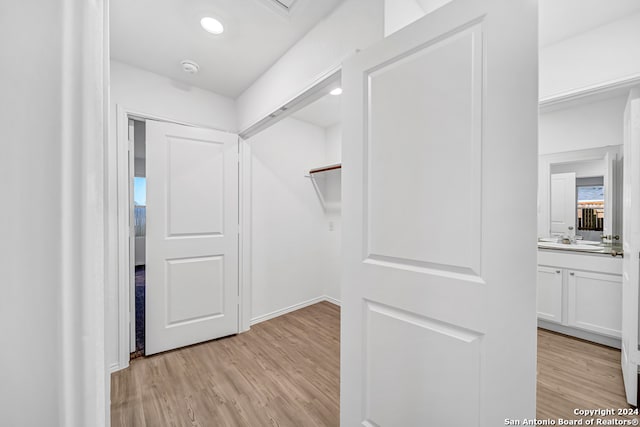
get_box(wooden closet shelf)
[309,163,342,174]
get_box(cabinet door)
[537,266,563,323]
[567,270,622,338]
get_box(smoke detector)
[181,60,200,74]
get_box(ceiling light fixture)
[200,17,224,35]
[330,88,343,96]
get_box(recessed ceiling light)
[200,17,224,35]
[330,88,343,96]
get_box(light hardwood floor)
[111,302,340,427]
[537,328,638,423]
[112,302,638,426]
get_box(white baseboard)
[250,295,342,326]
[538,319,621,349]
[109,362,122,374]
[323,295,341,306]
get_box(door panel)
[146,121,238,355]
[367,24,481,274]
[166,138,224,236]
[621,88,640,405]
[365,301,481,426]
[550,172,576,236]
[341,0,538,425]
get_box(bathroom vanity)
[537,121,624,348]
[537,248,622,348]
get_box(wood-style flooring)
[537,328,638,423]
[112,302,638,426]
[111,302,340,427]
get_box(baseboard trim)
[323,295,341,306]
[538,319,621,349]
[250,295,342,326]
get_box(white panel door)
[550,172,576,236]
[146,120,239,355]
[341,0,538,425]
[567,270,621,338]
[621,88,640,405]
[537,266,563,323]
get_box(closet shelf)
[308,163,342,175]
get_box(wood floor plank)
[112,302,639,426]
[111,302,340,427]
[536,328,639,423]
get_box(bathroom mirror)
[538,146,622,243]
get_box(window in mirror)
[576,177,604,241]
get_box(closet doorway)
[239,71,343,327]
[121,111,240,360]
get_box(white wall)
[538,96,626,239]
[1,1,106,426]
[0,4,64,425]
[540,12,640,99]
[110,60,236,131]
[249,118,339,319]
[539,95,627,155]
[383,0,456,36]
[237,0,384,131]
[325,123,342,164]
[551,159,605,178]
[323,124,342,301]
[384,0,424,36]
[107,61,237,369]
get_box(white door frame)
[114,106,249,370]
[114,66,342,370]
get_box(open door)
[621,88,640,406]
[145,120,239,355]
[341,0,538,425]
[550,172,576,236]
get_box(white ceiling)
[111,0,640,100]
[290,1,640,128]
[539,0,640,47]
[291,92,342,128]
[110,0,345,98]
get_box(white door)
[550,172,576,236]
[341,1,538,425]
[146,120,239,355]
[621,88,640,406]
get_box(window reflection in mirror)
[576,178,604,241]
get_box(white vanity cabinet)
[537,250,623,347]
[536,266,563,323]
[567,269,622,337]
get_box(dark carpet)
[135,265,145,355]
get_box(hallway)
[112,302,638,426]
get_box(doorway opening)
[131,119,146,358]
